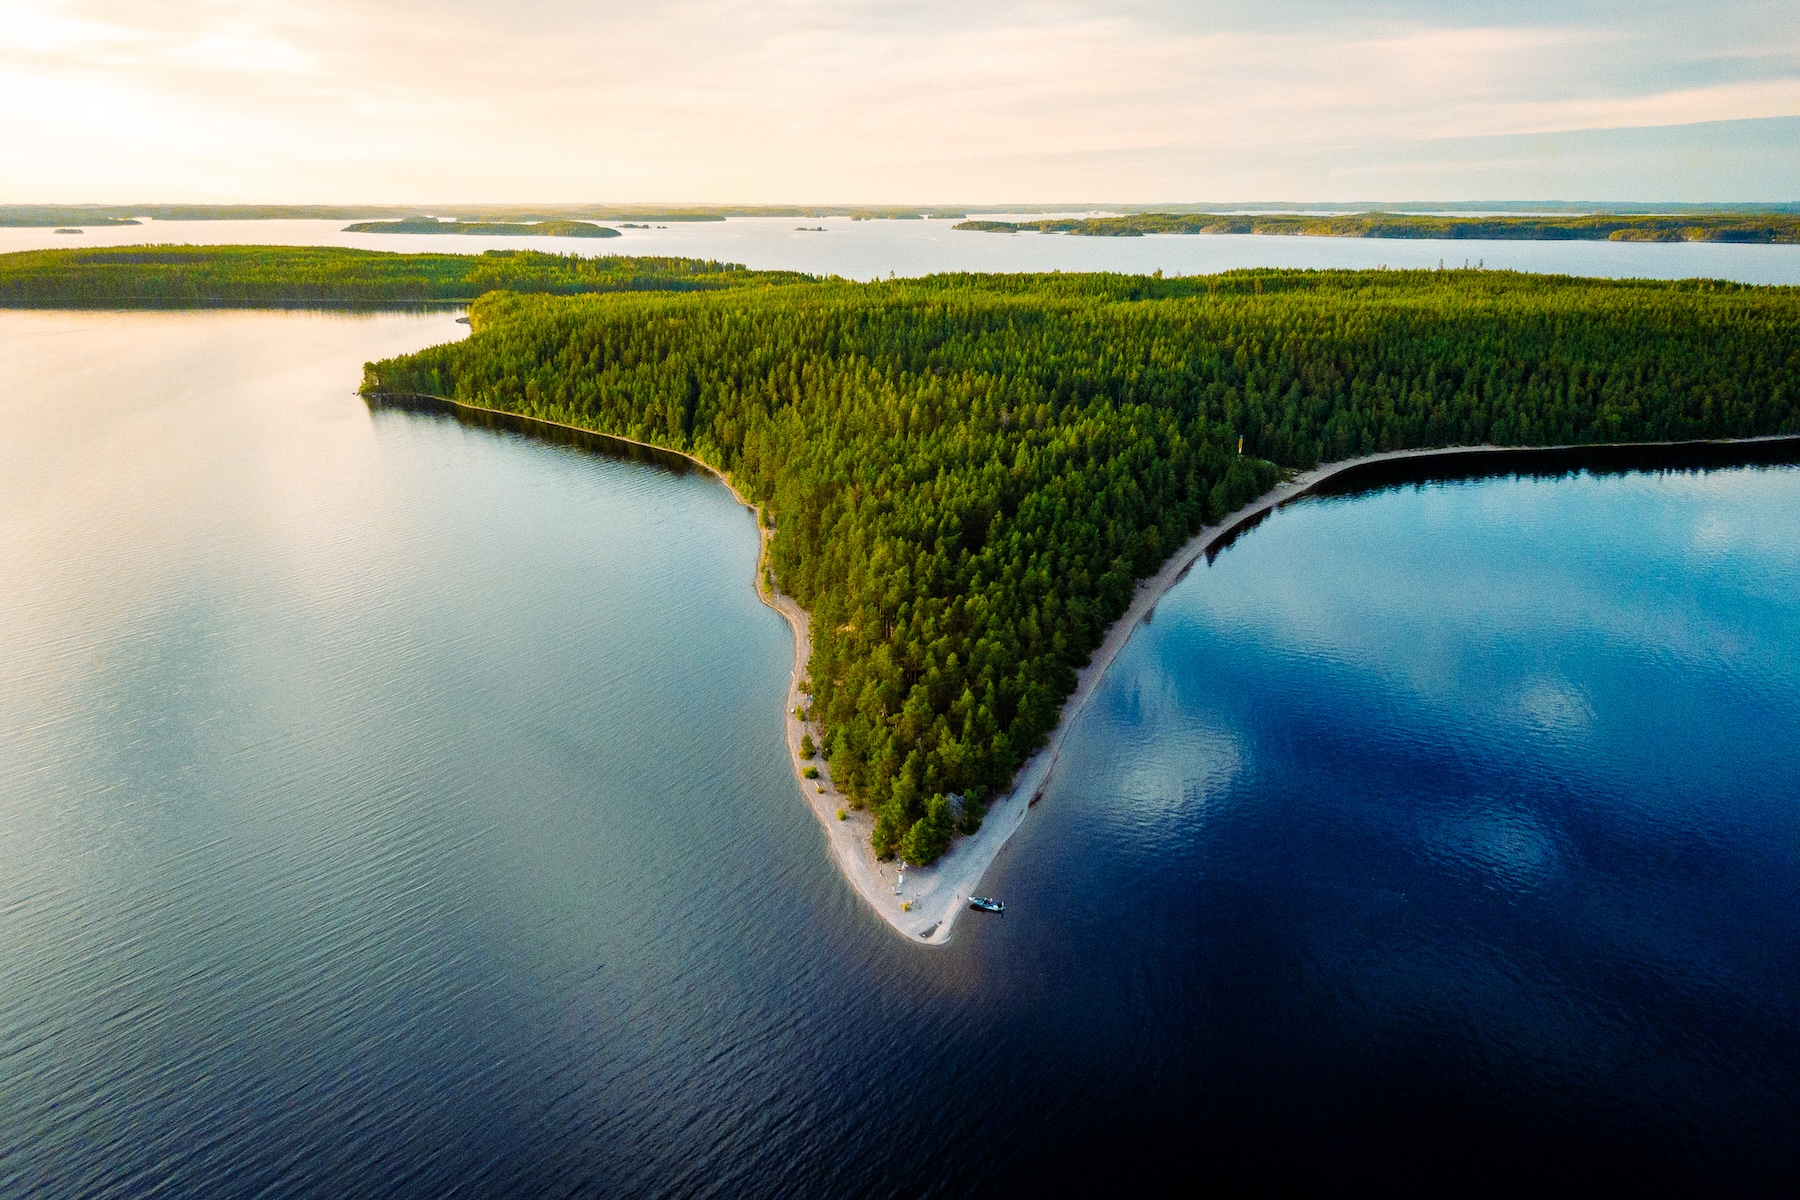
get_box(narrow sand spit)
[369,394,1800,946]
[791,435,1800,946]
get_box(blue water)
[1016,469,1800,1188]
[2,311,1797,1195]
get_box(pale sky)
[5,0,1798,203]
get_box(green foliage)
[803,765,821,779]
[799,733,817,759]
[342,219,621,238]
[0,246,810,308]
[0,213,141,228]
[959,791,987,835]
[362,266,1800,857]
[899,795,956,865]
[872,807,904,860]
[958,212,1800,244]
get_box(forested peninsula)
[956,212,1800,243]
[0,246,807,307]
[361,267,1800,867]
[342,219,620,238]
[0,210,141,227]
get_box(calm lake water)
[3,311,1798,1195]
[5,216,1800,285]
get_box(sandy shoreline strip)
[896,433,1800,944]
[369,391,1800,946]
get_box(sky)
[4,0,1797,204]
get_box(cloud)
[2,0,1796,200]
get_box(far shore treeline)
[0,204,977,227]
[956,212,1800,243]
[357,266,1799,864]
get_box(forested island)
[0,246,808,307]
[956,212,1800,242]
[343,219,621,238]
[360,267,1800,865]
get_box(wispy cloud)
[2,0,1796,200]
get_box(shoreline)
[898,431,1800,943]
[362,390,912,934]
[364,390,1800,945]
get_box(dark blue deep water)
[3,311,1797,1196]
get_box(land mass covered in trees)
[0,246,808,307]
[359,266,1800,865]
[342,219,621,238]
[956,212,1800,243]
[0,204,992,226]
[0,210,141,227]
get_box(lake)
[2,310,1797,1195]
[5,216,1800,285]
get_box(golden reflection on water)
[0,308,465,653]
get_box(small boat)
[968,896,1005,914]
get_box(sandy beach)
[372,392,1800,945]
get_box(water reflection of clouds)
[1083,649,1246,839]
[1169,470,1800,720]
[1513,676,1594,738]
[1419,804,1564,893]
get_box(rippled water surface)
[3,311,1797,1196]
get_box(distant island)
[344,219,622,238]
[956,212,1800,243]
[53,228,84,235]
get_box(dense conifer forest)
[0,246,808,307]
[361,267,1800,862]
[957,212,1800,242]
[340,220,621,237]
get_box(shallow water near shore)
[3,310,1798,1195]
